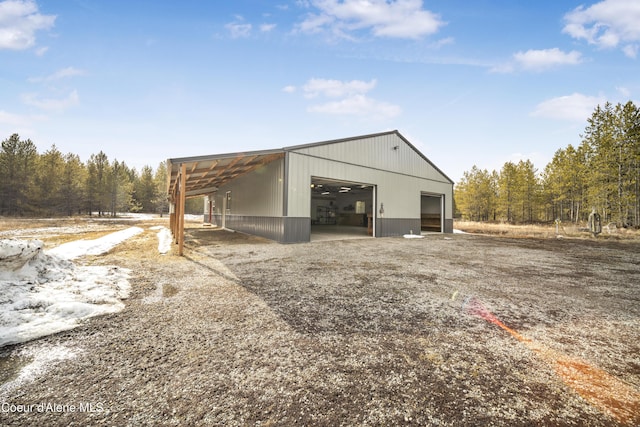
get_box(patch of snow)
[47,226,143,260]
[0,235,134,348]
[453,229,467,234]
[154,227,172,255]
[0,343,78,396]
[0,239,43,271]
[403,234,424,239]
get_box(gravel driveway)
[1,220,639,426]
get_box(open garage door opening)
[421,193,443,233]
[310,177,375,241]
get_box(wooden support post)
[169,197,175,240]
[178,163,187,256]
[169,208,174,238]
[170,201,176,243]
[174,196,180,244]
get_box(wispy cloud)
[308,94,401,118]
[296,0,445,40]
[429,36,454,49]
[287,77,400,119]
[514,48,582,71]
[616,86,631,98]
[28,67,86,83]
[302,78,377,98]
[491,48,582,73]
[563,0,640,58]
[622,44,638,58]
[0,0,56,50]
[260,23,276,32]
[225,16,252,38]
[530,93,605,122]
[21,90,79,112]
[0,109,44,126]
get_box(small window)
[355,200,366,214]
[225,191,232,212]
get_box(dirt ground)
[1,217,639,426]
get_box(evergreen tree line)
[455,101,640,227]
[0,133,202,217]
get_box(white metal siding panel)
[214,158,284,217]
[290,133,449,183]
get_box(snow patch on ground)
[48,226,143,260]
[403,234,424,239]
[0,230,138,348]
[150,226,172,254]
[0,343,78,396]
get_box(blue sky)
[1,0,639,182]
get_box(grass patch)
[454,220,640,240]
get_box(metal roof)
[167,149,285,198]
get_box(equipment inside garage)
[310,177,374,238]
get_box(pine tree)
[134,165,159,212]
[35,145,65,215]
[86,151,110,216]
[60,153,87,216]
[0,134,38,215]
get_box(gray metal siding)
[444,219,454,234]
[377,218,421,237]
[214,158,284,217]
[282,217,311,243]
[207,214,310,243]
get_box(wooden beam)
[178,163,187,256]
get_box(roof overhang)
[166,149,285,199]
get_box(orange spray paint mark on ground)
[464,297,640,425]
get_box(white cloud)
[28,67,86,83]
[488,62,514,74]
[530,93,605,122]
[514,48,582,71]
[0,109,33,126]
[0,109,46,135]
[563,0,640,56]
[21,90,79,112]
[491,48,582,73]
[308,94,401,118]
[616,86,631,98]
[622,44,638,58]
[260,23,276,32]
[297,0,445,40]
[289,77,400,119]
[429,36,454,49]
[0,109,23,126]
[0,0,56,50]
[302,78,377,98]
[225,18,252,38]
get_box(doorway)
[421,193,443,232]
[310,177,375,241]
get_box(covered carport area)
[166,150,284,255]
